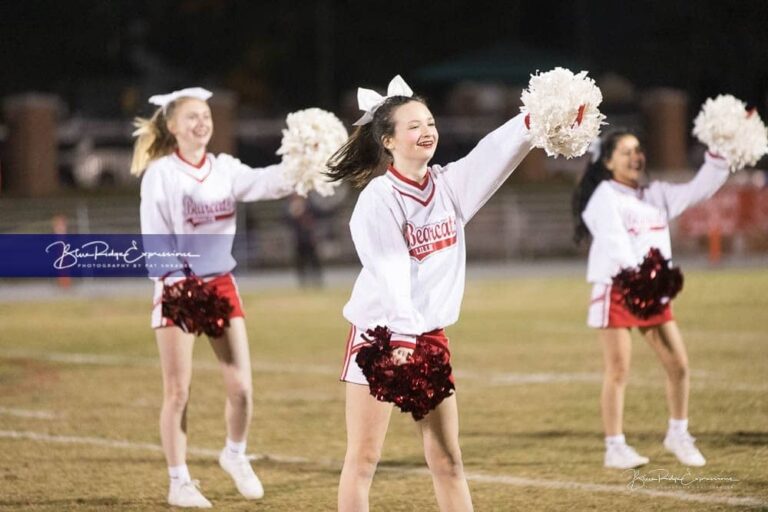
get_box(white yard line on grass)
[1,348,766,392]
[0,407,56,420]
[461,471,763,508]
[0,429,763,508]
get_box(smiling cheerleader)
[329,71,603,512]
[133,87,330,508]
[572,96,767,470]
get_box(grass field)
[0,268,766,511]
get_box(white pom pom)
[692,94,768,172]
[521,67,606,158]
[277,108,349,197]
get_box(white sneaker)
[664,431,706,467]
[219,449,264,499]
[167,480,212,508]
[604,443,650,469]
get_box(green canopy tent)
[414,42,589,86]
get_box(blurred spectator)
[286,194,323,287]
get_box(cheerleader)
[327,75,533,512]
[572,129,730,469]
[132,87,295,507]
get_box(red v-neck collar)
[388,165,430,190]
[175,149,207,169]
[610,179,645,199]
[173,151,211,183]
[387,166,435,207]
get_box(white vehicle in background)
[66,136,134,188]
[57,117,134,189]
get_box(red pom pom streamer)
[612,248,684,319]
[355,326,455,421]
[161,264,234,338]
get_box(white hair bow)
[353,75,414,126]
[148,87,213,113]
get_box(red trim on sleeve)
[706,151,725,160]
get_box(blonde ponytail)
[130,107,178,176]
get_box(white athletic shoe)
[219,449,265,499]
[604,443,650,469]
[664,432,706,467]
[167,480,212,508]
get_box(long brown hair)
[326,96,426,188]
[571,129,637,244]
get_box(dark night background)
[2,0,768,117]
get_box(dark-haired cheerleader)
[329,68,606,510]
[572,129,731,469]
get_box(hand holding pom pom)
[277,108,348,197]
[161,264,234,338]
[692,94,768,172]
[521,67,606,158]
[613,248,683,319]
[356,327,455,421]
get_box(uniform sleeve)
[437,114,532,223]
[140,167,173,235]
[349,189,425,341]
[645,152,730,221]
[221,154,295,202]
[583,186,639,272]
[139,166,176,280]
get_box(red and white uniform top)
[140,151,294,277]
[582,152,730,285]
[343,114,532,342]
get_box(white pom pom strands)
[277,108,349,197]
[521,67,606,159]
[692,94,768,172]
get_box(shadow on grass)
[463,429,599,440]
[0,497,126,508]
[630,430,768,446]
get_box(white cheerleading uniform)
[340,114,532,384]
[140,151,294,327]
[582,152,730,327]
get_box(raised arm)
[436,113,532,223]
[645,152,730,221]
[222,154,295,202]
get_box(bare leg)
[599,328,633,436]
[418,394,473,512]
[338,384,393,512]
[156,326,196,466]
[640,321,689,421]
[209,317,253,442]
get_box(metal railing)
[0,187,581,269]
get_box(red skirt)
[151,273,245,330]
[340,326,453,385]
[588,283,673,328]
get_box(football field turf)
[0,268,766,511]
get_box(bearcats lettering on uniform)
[623,210,667,235]
[183,196,235,226]
[403,217,457,261]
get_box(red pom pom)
[613,248,684,319]
[161,266,234,338]
[356,326,455,421]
